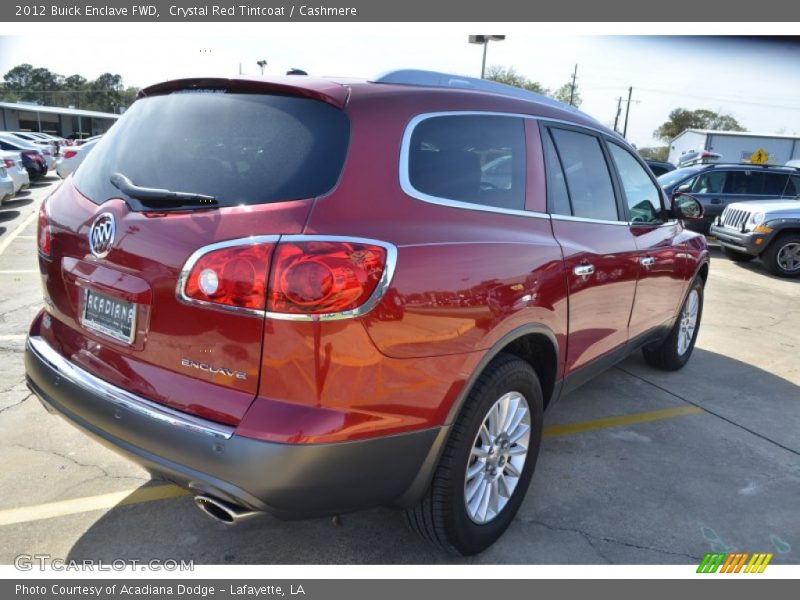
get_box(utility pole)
[623,86,633,138]
[569,64,578,106]
[613,97,623,132]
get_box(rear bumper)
[25,334,444,519]
[709,225,768,256]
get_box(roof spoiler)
[137,77,350,109]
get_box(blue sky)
[1,30,798,148]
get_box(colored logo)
[697,552,773,573]
[89,213,116,258]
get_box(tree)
[654,108,746,142]
[485,65,549,95]
[552,82,582,108]
[638,146,669,161]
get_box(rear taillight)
[178,236,395,318]
[181,239,276,312]
[269,240,388,315]
[63,150,77,159]
[37,201,52,258]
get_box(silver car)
[55,138,100,179]
[0,150,31,193]
[0,166,15,205]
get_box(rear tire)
[643,277,704,371]
[722,246,755,262]
[762,233,800,278]
[405,353,543,555]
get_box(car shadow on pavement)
[63,348,799,565]
[0,198,34,210]
[0,210,20,223]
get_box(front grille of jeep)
[720,207,751,229]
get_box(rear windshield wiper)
[110,172,218,208]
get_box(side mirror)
[676,183,692,193]
[672,193,704,220]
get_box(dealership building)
[0,101,119,138]
[669,129,800,165]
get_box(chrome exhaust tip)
[194,495,260,526]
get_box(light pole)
[468,35,506,79]
[257,60,267,76]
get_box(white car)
[0,132,56,169]
[0,166,15,205]
[55,138,100,179]
[0,150,30,193]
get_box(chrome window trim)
[550,213,629,227]
[399,111,549,221]
[27,335,234,440]
[265,235,398,322]
[399,111,631,224]
[176,235,398,322]
[176,235,281,318]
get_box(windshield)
[73,91,350,208]
[656,165,706,189]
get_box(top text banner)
[3,0,800,21]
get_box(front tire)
[643,277,704,371]
[762,233,800,278]
[405,353,543,555]
[722,246,755,262]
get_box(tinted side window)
[541,129,571,215]
[408,115,526,211]
[786,175,800,197]
[690,171,726,194]
[763,173,790,196]
[608,143,665,224]
[723,171,765,195]
[550,128,618,221]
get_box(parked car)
[0,137,48,179]
[644,159,675,177]
[1,132,57,166]
[0,166,14,204]
[0,167,15,205]
[710,199,800,277]
[0,150,31,193]
[18,132,66,155]
[676,150,721,168]
[24,70,709,555]
[657,163,800,234]
[55,138,100,179]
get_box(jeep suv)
[657,163,800,234]
[25,70,709,555]
[710,199,800,277]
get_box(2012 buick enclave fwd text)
[25,70,709,555]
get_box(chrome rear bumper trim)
[26,335,234,440]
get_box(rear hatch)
[39,79,350,425]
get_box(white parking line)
[0,210,38,257]
[0,270,38,274]
[0,335,26,342]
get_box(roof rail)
[371,69,579,113]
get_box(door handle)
[710,198,721,204]
[573,264,595,279]
[640,256,656,268]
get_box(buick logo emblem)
[89,213,116,258]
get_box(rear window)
[73,91,350,208]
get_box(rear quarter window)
[406,114,527,212]
[73,91,350,208]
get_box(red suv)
[25,70,709,555]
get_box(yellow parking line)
[544,405,704,438]
[0,405,704,526]
[0,484,188,527]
